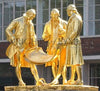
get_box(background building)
[0,0,100,91]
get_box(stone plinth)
[5,85,99,91]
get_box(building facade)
[0,0,100,90]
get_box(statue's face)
[67,10,73,17]
[28,13,36,20]
[67,5,76,17]
[51,11,59,20]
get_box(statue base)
[5,85,99,91]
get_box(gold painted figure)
[6,9,44,86]
[64,4,84,85]
[50,4,84,85]
[42,8,67,84]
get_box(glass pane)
[0,4,2,26]
[26,0,36,10]
[68,0,73,4]
[51,0,61,10]
[15,1,25,18]
[4,2,13,26]
[90,78,100,86]
[90,64,100,77]
[95,6,100,19]
[15,2,24,11]
[89,0,95,6]
[63,8,68,21]
[43,9,49,23]
[76,7,83,17]
[88,21,95,35]
[38,24,43,39]
[90,64,97,77]
[42,0,49,9]
[95,21,100,35]
[0,27,2,40]
[95,0,100,4]
[76,0,83,6]
[15,11,24,18]
[88,5,95,20]
[56,0,61,8]
[51,0,55,9]
[63,0,73,7]
[15,11,20,18]
[90,64,100,89]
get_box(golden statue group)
[6,4,84,86]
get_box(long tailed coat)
[42,18,67,67]
[65,13,84,66]
[6,16,37,67]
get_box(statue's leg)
[30,63,46,86]
[50,64,64,85]
[30,63,39,82]
[75,66,83,85]
[62,65,67,84]
[16,51,26,86]
[51,62,59,85]
[70,65,76,81]
[65,65,76,85]
[52,62,57,78]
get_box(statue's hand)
[57,41,65,47]
[11,36,16,45]
[65,38,70,44]
[43,35,51,41]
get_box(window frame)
[1,0,100,41]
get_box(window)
[84,0,100,36]
[4,2,14,40]
[95,0,100,35]
[0,3,2,40]
[36,0,49,39]
[1,0,100,41]
[63,0,73,20]
[26,0,36,33]
[0,0,26,41]
[0,0,83,41]
[90,64,100,90]
[36,0,74,39]
[15,1,25,18]
[76,0,83,35]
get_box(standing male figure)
[65,4,84,85]
[42,8,67,84]
[6,9,43,86]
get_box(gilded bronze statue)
[50,4,84,85]
[6,5,84,87]
[6,9,45,86]
[64,4,84,85]
[42,8,68,84]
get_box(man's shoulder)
[45,20,50,26]
[62,19,68,24]
[71,14,82,20]
[13,16,23,22]
[59,18,68,25]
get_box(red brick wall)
[0,42,10,58]
[81,37,100,55]
[0,37,100,58]
[0,40,47,58]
